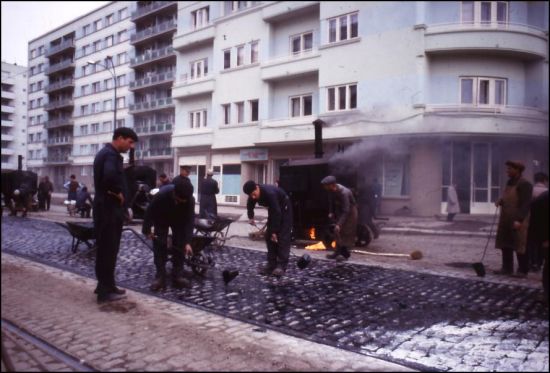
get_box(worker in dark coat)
[172,165,191,185]
[142,179,195,291]
[244,180,293,277]
[321,175,358,262]
[199,170,219,219]
[93,127,138,303]
[528,190,548,306]
[494,160,533,277]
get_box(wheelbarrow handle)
[122,227,154,251]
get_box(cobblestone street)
[2,216,548,371]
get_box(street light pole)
[87,56,117,129]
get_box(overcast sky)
[1,1,110,66]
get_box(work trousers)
[501,246,529,274]
[151,225,184,278]
[265,202,292,270]
[94,205,124,295]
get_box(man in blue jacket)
[93,127,138,303]
[142,179,195,291]
[243,180,293,277]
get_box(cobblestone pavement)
[2,216,548,371]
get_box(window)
[90,144,99,154]
[189,110,207,128]
[223,49,231,69]
[192,6,209,29]
[92,81,101,93]
[105,13,114,26]
[328,12,358,43]
[104,79,113,90]
[117,74,126,86]
[249,100,259,122]
[83,24,91,36]
[91,122,100,133]
[235,102,244,123]
[117,52,127,65]
[461,1,508,26]
[80,144,89,155]
[94,19,102,31]
[290,94,312,117]
[117,30,127,43]
[327,84,357,111]
[116,119,125,128]
[382,155,410,197]
[116,97,125,109]
[80,124,88,135]
[237,45,244,66]
[118,8,128,20]
[250,41,259,63]
[221,164,242,195]
[103,100,112,111]
[291,32,313,55]
[93,40,102,52]
[222,104,231,125]
[102,121,112,132]
[460,77,507,106]
[91,102,100,113]
[80,84,89,96]
[190,59,208,79]
[30,49,36,59]
[80,105,89,116]
[105,35,114,47]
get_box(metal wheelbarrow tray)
[194,216,235,249]
[55,221,96,253]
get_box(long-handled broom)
[351,249,423,260]
[472,206,499,277]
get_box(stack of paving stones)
[2,217,548,371]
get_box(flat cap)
[243,180,257,195]
[206,169,214,176]
[505,160,525,172]
[179,164,191,170]
[321,175,337,185]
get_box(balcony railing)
[44,99,74,111]
[129,71,174,90]
[424,104,548,120]
[129,97,174,113]
[45,39,75,57]
[130,19,177,44]
[44,78,75,93]
[131,1,177,21]
[47,136,73,146]
[45,60,75,75]
[135,148,173,158]
[134,122,173,134]
[44,154,70,163]
[45,117,74,129]
[130,46,175,68]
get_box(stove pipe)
[312,119,324,159]
[18,155,23,171]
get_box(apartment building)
[172,1,548,216]
[27,1,134,190]
[1,62,28,172]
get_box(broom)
[472,206,499,277]
[351,249,423,260]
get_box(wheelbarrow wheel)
[191,253,209,276]
[212,231,226,249]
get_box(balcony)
[44,78,75,94]
[131,1,177,22]
[262,1,319,23]
[45,60,75,75]
[134,122,173,135]
[47,136,73,146]
[2,134,14,141]
[129,71,174,91]
[44,98,74,111]
[44,154,71,164]
[261,50,320,81]
[1,105,15,114]
[45,117,74,129]
[172,75,215,99]
[130,19,177,45]
[424,23,548,60]
[1,89,15,99]
[1,119,14,127]
[128,97,174,114]
[45,39,75,58]
[1,147,15,155]
[173,24,215,51]
[129,46,175,68]
[135,147,173,159]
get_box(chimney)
[312,119,324,159]
[18,155,23,171]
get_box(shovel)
[472,206,499,277]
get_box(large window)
[223,49,231,69]
[249,100,259,122]
[189,110,207,128]
[290,94,312,117]
[236,102,244,123]
[192,7,209,29]
[328,12,358,43]
[327,84,357,111]
[291,32,313,55]
[221,164,241,195]
[250,41,259,63]
[382,156,410,197]
[222,104,231,125]
[190,58,208,79]
[460,77,506,106]
[461,1,508,26]
[237,45,245,66]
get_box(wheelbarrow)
[55,221,96,253]
[194,216,235,249]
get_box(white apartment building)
[172,1,549,216]
[27,1,134,190]
[1,62,28,172]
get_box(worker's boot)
[172,273,190,289]
[150,274,166,291]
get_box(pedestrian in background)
[494,160,533,278]
[321,175,358,262]
[527,172,548,272]
[158,172,170,187]
[64,174,82,202]
[38,176,53,211]
[199,169,219,219]
[446,183,460,222]
[142,179,195,291]
[528,190,548,306]
[244,180,293,277]
[93,127,138,303]
[172,165,191,185]
[76,186,93,218]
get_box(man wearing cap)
[494,160,533,278]
[172,165,191,185]
[243,180,293,277]
[199,170,219,219]
[321,175,358,262]
[142,179,195,291]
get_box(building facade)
[2,62,28,172]
[26,1,549,216]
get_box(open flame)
[309,227,316,240]
[305,240,336,251]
